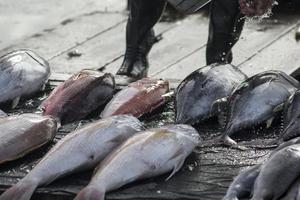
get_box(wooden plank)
[0,0,126,49]
[102,15,210,75]
[0,12,127,70]
[154,13,300,82]
[239,23,300,76]
[49,20,177,74]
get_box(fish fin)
[11,96,20,109]
[162,91,174,102]
[165,153,186,181]
[74,186,105,200]
[210,97,228,117]
[266,117,274,129]
[222,135,248,151]
[0,180,38,200]
[273,103,285,113]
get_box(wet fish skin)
[41,70,115,124]
[279,90,300,141]
[223,165,261,200]
[0,114,57,164]
[224,70,299,138]
[74,124,200,200]
[0,49,50,107]
[101,78,169,118]
[175,63,247,124]
[251,144,300,200]
[0,115,143,200]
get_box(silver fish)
[74,124,200,200]
[223,165,261,200]
[252,144,300,200]
[175,63,247,124]
[0,115,143,200]
[0,114,57,164]
[0,49,50,108]
[222,70,299,144]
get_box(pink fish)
[41,70,115,124]
[101,78,169,118]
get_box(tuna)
[222,70,299,144]
[279,90,300,142]
[41,70,115,124]
[101,78,169,118]
[0,114,57,164]
[74,124,200,200]
[223,165,261,200]
[0,49,50,108]
[175,63,247,124]
[251,144,300,200]
[0,115,143,200]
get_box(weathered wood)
[49,20,177,75]
[0,0,126,50]
[1,12,127,68]
[155,13,300,81]
[239,21,300,76]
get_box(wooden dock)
[0,1,299,199]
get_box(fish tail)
[0,180,38,200]
[74,186,105,200]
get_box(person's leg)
[117,0,166,78]
[206,0,245,65]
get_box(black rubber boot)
[117,0,166,79]
[206,0,245,65]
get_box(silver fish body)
[75,124,200,200]
[0,49,50,107]
[0,115,143,200]
[224,70,299,139]
[0,114,57,164]
[223,165,261,200]
[175,63,247,124]
[251,144,300,200]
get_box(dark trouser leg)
[206,0,245,65]
[117,0,166,78]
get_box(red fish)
[101,78,169,118]
[41,70,115,124]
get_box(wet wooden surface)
[0,1,299,199]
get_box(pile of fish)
[224,137,300,200]
[3,47,300,200]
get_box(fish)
[41,70,115,124]
[222,70,299,144]
[74,124,200,200]
[0,49,50,108]
[175,63,247,124]
[223,165,261,200]
[101,78,169,118]
[0,113,57,164]
[0,115,143,200]
[278,90,300,142]
[251,144,300,200]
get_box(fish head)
[175,64,247,124]
[225,71,297,136]
[108,115,144,133]
[164,124,202,146]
